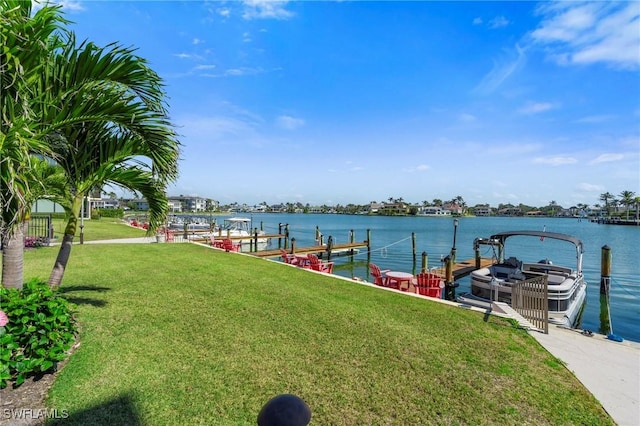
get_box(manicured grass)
[44,217,147,242]
[19,243,612,425]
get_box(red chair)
[412,273,444,298]
[280,249,298,265]
[222,238,240,252]
[307,253,334,273]
[210,236,225,249]
[369,263,390,286]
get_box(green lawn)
[16,242,612,425]
[42,217,148,242]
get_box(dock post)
[599,245,612,335]
[291,238,296,254]
[285,224,290,250]
[412,232,416,263]
[253,228,259,253]
[475,243,481,269]
[349,229,355,255]
[444,255,455,300]
[315,226,321,245]
[599,294,611,336]
[451,219,459,263]
[278,223,283,249]
[367,229,371,265]
[421,252,428,273]
[600,245,611,295]
[327,236,333,261]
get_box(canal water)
[216,213,639,343]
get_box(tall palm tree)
[1,1,68,288]
[619,190,635,220]
[41,37,180,287]
[599,192,613,217]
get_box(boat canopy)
[489,230,584,253]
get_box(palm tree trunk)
[1,224,25,289]
[48,196,81,287]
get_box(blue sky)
[60,1,639,208]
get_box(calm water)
[219,213,639,343]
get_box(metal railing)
[512,275,549,334]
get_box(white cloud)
[574,115,616,124]
[416,164,430,171]
[533,156,578,165]
[459,113,477,122]
[192,38,204,45]
[242,0,294,20]
[50,1,84,12]
[194,64,216,71]
[224,67,265,76]
[473,17,483,25]
[518,101,555,114]
[276,115,305,130]
[530,2,640,70]
[577,182,605,192]
[473,44,526,94]
[489,16,510,29]
[589,153,624,164]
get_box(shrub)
[96,208,124,219]
[24,236,50,248]
[0,279,78,388]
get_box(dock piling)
[600,245,611,295]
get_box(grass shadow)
[60,285,111,307]
[59,285,111,293]
[49,393,141,425]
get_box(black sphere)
[257,394,311,426]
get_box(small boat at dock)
[457,230,587,328]
[211,217,270,251]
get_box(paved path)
[530,325,639,426]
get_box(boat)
[167,215,212,231]
[457,230,587,328]
[212,217,270,251]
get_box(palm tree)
[454,195,466,215]
[42,38,180,286]
[1,1,68,288]
[619,191,635,220]
[1,2,179,288]
[599,192,613,217]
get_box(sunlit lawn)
[40,216,147,242]
[16,241,612,425]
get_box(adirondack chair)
[369,263,390,286]
[280,249,298,265]
[412,272,444,298]
[210,236,225,249]
[307,253,333,273]
[222,238,240,252]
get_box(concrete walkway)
[530,325,639,426]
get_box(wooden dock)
[451,257,494,279]
[249,241,369,259]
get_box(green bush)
[0,279,78,388]
[96,208,124,218]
